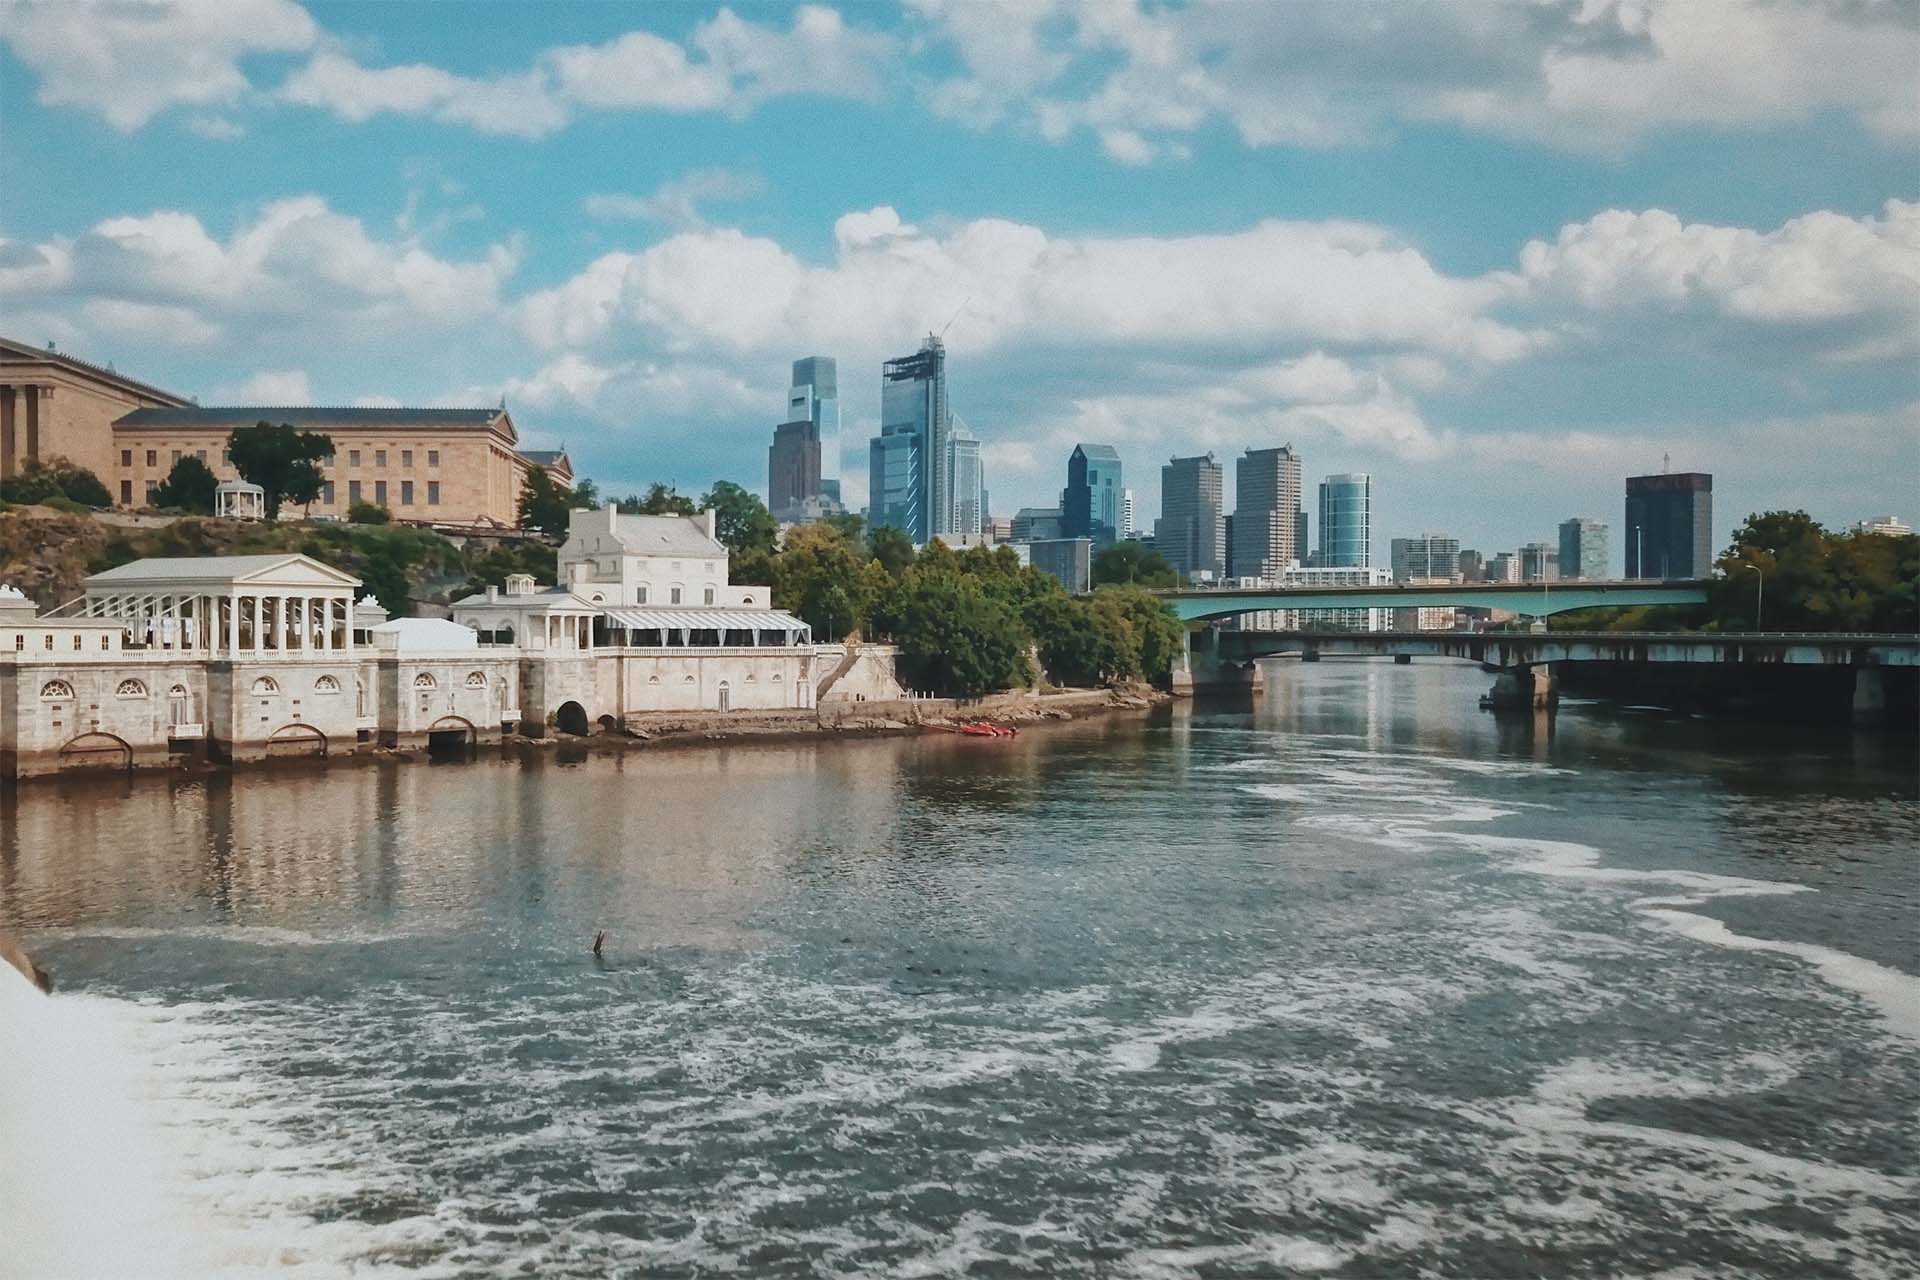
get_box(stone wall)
[815,644,905,702]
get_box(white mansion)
[1,508,899,778]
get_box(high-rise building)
[1120,488,1136,539]
[1061,444,1123,546]
[1519,542,1559,582]
[1624,471,1712,579]
[1231,445,1303,581]
[1488,551,1522,582]
[787,356,839,502]
[1156,453,1225,581]
[950,419,983,538]
[1390,533,1460,582]
[1557,517,1609,580]
[1240,565,1392,632]
[1456,549,1486,582]
[1316,473,1372,568]
[1010,507,1063,543]
[1028,538,1093,594]
[767,418,821,521]
[872,336,952,542]
[1852,515,1913,537]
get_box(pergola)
[49,553,363,656]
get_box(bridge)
[1175,626,1917,723]
[1156,579,1710,625]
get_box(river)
[1,660,1915,1278]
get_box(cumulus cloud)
[212,368,313,403]
[0,0,317,130]
[582,169,766,228]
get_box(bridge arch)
[1159,580,1711,626]
[426,715,476,758]
[58,732,132,772]
[265,723,327,759]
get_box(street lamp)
[1744,563,1763,630]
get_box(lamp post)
[1744,563,1763,630]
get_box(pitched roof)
[1074,444,1122,461]
[598,512,726,557]
[83,553,361,589]
[115,405,510,435]
[517,450,568,466]
[0,335,190,406]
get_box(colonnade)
[76,591,357,656]
[0,383,51,481]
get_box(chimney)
[486,585,499,602]
[704,507,717,541]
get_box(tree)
[700,480,777,555]
[868,524,917,577]
[824,512,867,546]
[151,455,217,513]
[227,422,334,521]
[1025,593,1115,687]
[618,483,697,516]
[1712,510,1918,633]
[0,456,112,508]
[518,466,574,536]
[1094,541,1177,588]
[887,573,1032,698]
[1092,586,1185,680]
[774,523,871,641]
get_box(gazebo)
[215,479,265,520]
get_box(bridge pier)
[1485,665,1556,713]
[1170,627,1267,697]
[1852,666,1886,727]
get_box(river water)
[1,660,1915,1278]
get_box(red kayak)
[958,722,1017,737]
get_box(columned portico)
[46,554,361,660]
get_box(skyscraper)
[787,356,840,504]
[1519,542,1559,582]
[1558,517,1609,580]
[1120,488,1136,539]
[950,418,983,538]
[1625,472,1713,579]
[767,418,820,521]
[1156,453,1224,581]
[1316,473,1372,568]
[1390,533,1461,582]
[1231,445,1303,581]
[1061,444,1123,546]
[872,336,953,543]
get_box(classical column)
[24,385,47,462]
[249,595,261,654]
[274,595,287,651]
[228,594,241,656]
[0,385,14,480]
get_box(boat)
[957,722,1016,737]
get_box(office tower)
[868,424,923,539]
[1624,471,1712,579]
[1120,488,1136,539]
[1295,509,1310,568]
[1519,542,1559,582]
[1061,444,1123,547]
[1231,445,1303,581]
[1456,549,1486,582]
[1222,513,1236,578]
[950,419,983,538]
[1028,538,1093,594]
[1316,473,1372,568]
[1390,532,1461,582]
[874,336,952,542]
[1156,453,1225,580]
[767,418,821,521]
[1558,517,1609,580]
[1488,551,1522,582]
[788,356,839,501]
[1011,507,1063,543]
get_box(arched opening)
[717,680,731,712]
[265,723,328,759]
[555,700,590,736]
[59,732,132,772]
[168,684,194,726]
[597,714,620,735]
[426,715,476,760]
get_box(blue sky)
[2,0,1915,566]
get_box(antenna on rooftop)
[939,295,969,339]
[1662,451,1670,473]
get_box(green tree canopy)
[1093,585,1186,680]
[226,422,334,521]
[883,572,1032,698]
[1093,541,1178,588]
[518,467,595,536]
[867,524,917,577]
[699,480,777,555]
[1711,510,1918,633]
[0,455,112,508]
[773,523,871,641]
[618,483,697,515]
[151,455,217,513]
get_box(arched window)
[647,675,660,685]
[355,678,368,717]
[745,673,756,682]
[636,585,648,604]
[314,674,341,693]
[465,671,486,688]
[590,593,605,604]
[251,676,278,695]
[772,672,783,682]
[682,674,695,684]
[115,678,148,698]
[169,685,193,726]
[39,679,73,700]
[414,672,437,689]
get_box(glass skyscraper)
[871,336,952,542]
[1625,472,1712,579]
[1155,453,1225,581]
[950,418,984,538]
[1316,473,1372,568]
[788,357,840,504]
[1062,444,1123,546]
[1557,517,1609,580]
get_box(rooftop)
[116,405,514,438]
[0,335,191,406]
[83,553,361,589]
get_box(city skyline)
[1,1,1913,550]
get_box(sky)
[1,0,1915,569]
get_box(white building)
[558,506,763,609]
[1852,515,1913,537]
[1237,565,1394,632]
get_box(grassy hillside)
[0,505,557,615]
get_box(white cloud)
[279,49,569,138]
[582,168,765,228]
[183,114,246,140]
[213,368,313,403]
[0,0,317,130]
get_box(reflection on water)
[1,660,1915,1278]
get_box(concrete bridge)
[1177,627,1918,723]
[1156,579,1710,624]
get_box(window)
[413,673,436,688]
[400,480,414,506]
[145,483,159,504]
[636,585,648,604]
[120,480,133,505]
[375,449,387,468]
[704,587,715,605]
[427,449,440,467]
[349,479,362,504]
[465,671,486,688]
[120,449,132,467]
[196,449,207,462]
[251,676,279,694]
[647,675,660,685]
[171,450,181,464]
[314,675,341,693]
[427,481,440,506]
[349,449,361,467]
[145,449,156,466]
[222,448,231,465]
[12,636,21,651]
[670,586,682,604]
[73,635,82,650]
[374,481,387,505]
[116,679,147,698]
[40,680,73,700]
[100,635,110,650]
[401,449,413,468]
[44,635,53,650]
